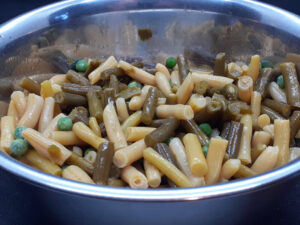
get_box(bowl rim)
[0,0,300,201]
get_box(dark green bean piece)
[226,121,243,158]
[220,121,231,139]
[19,77,41,94]
[101,68,125,81]
[142,87,158,125]
[102,88,115,106]
[145,117,179,148]
[254,68,275,98]
[0,101,9,118]
[155,143,177,166]
[155,143,177,188]
[131,61,144,68]
[206,87,222,97]
[66,152,94,175]
[54,92,87,107]
[118,83,128,92]
[166,93,177,104]
[99,122,107,137]
[85,60,101,76]
[213,52,226,76]
[116,86,141,100]
[39,49,69,73]
[193,98,215,124]
[180,120,209,146]
[193,81,208,95]
[150,119,172,128]
[66,70,90,86]
[144,68,157,75]
[62,82,101,96]
[222,102,241,122]
[280,62,300,107]
[221,84,238,100]
[177,54,189,83]
[262,98,291,118]
[87,91,103,122]
[289,111,300,144]
[261,105,284,122]
[206,99,223,120]
[93,142,114,185]
[68,106,89,125]
[109,75,119,96]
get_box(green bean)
[54,92,87,107]
[66,70,90,86]
[221,84,238,100]
[206,99,223,120]
[19,77,41,94]
[109,75,119,96]
[261,105,284,122]
[150,119,172,128]
[66,152,94,175]
[101,68,125,81]
[62,83,102,96]
[180,120,209,146]
[262,98,291,118]
[144,68,157,75]
[93,142,114,185]
[233,165,257,178]
[102,88,115,106]
[116,86,141,100]
[289,111,300,144]
[85,60,101,76]
[280,62,300,107]
[222,102,241,122]
[155,143,177,166]
[220,121,231,139]
[142,87,159,125]
[99,122,107,137]
[254,68,275,98]
[0,102,9,122]
[226,121,243,158]
[87,91,103,122]
[213,52,226,76]
[68,106,90,126]
[177,54,189,83]
[145,117,179,148]
[166,93,177,104]
[155,143,177,188]
[193,81,208,95]
[207,87,222,97]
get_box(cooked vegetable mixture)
[1,51,300,189]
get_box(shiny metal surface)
[0,0,299,204]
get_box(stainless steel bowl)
[0,0,299,224]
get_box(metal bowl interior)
[0,0,299,201]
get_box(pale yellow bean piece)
[257,114,271,129]
[126,127,156,142]
[237,76,253,103]
[252,131,271,149]
[18,94,44,128]
[247,55,260,83]
[38,97,55,133]
[121,165,148,189]
[43,113,66,138]
[156,72,172,97]
[116,97,129,120]
[144,159,161,188]
[103,102,127,150]
[191,72,233,88]
[113,139,146,168]
[11,91,27,118]
[251,146,279,173]
[156,63,171,79]
[274,119,290,167]
[121,111,142,132]
[62,165,94,184]
[50,131,86,146]
[205,138,228,185]
[176,74,194,104]
[156,104,194,120]
[89,117,101,137]
[188,94,206,113]
[238,114,252,165]
[170,70,181,86]
[128,85,151,110]
[251,91,261,128]
[221,159,241,180]
[7,100,19,125]
[0,116,15,153]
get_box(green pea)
[75,59,88,72]
[69,59,79,70]
[276,75,285,89]
[202,145,208,157]
[165,57,177,69]
[10,139,28,158]
[199,123,212,136]
[84,148,96,157]
[128,81,142,89]
[57,117,73,131]
[14,126,27,140]
[168,80,173,86]
[261,60,274,69]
